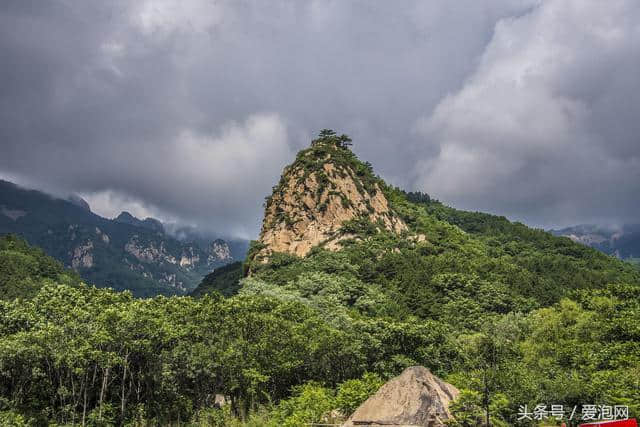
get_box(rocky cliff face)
[120,233,232,291]
[254,131,406,261]
[125,235,177,264]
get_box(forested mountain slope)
[0,234,82,300]
[245,131,638,311]
[1,132,639,425]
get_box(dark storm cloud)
[1,0,638,237]
[414,0,640,228]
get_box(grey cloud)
[1,0,637,237]
[414,0,640,228]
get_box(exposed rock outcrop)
[95,227,110,244]
[125,235,176,264]
[343,366,459,427]
[71,240,94,269]
[180,246,201,267]
[209,239,232,262]
[254,132,407,261]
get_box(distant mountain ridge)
[0,179,242,296]
[550,223,640,263]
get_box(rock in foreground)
[343,366,459,427]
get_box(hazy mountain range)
[550,224,640,264]
[0,180,247,296]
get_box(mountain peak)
[115,211,164,233]
[253,131,407,261]
[116,211,136,221]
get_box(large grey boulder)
[343,366,459,427]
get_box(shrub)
[335,372,384,416]
[270,383,336,427]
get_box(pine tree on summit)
[338,133,353,148]
[315,129,353,148]
[319,128,336,137]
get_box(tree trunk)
[82,370,88,427]
[483,370,490,427]
[98,367,110,420]
[121,353,129,421]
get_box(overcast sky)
[1,0,639,238]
